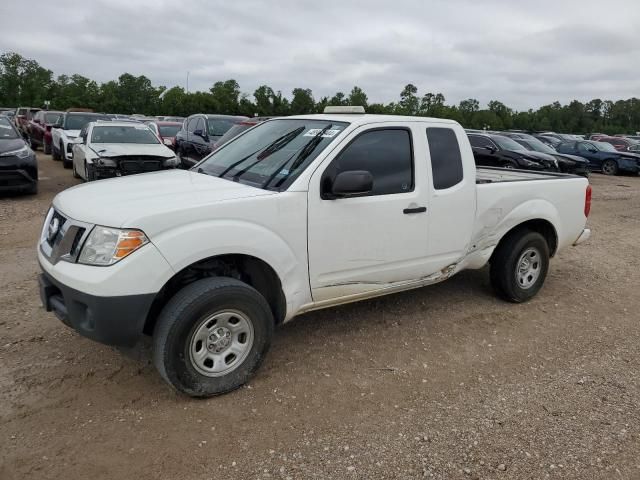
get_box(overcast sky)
[2,0,639,110]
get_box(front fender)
[151,220,310,319]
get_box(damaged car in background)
[71,122,179,181]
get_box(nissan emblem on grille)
[47,217,60,242]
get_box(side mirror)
[33,119,41,124]
[327,170,373,198]
[193,129,207,139]
[484,146,496,154]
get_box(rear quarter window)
[427,128,463,190]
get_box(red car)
[14,107,41,138]
[597,136,639,152]
[146,121,183,150]
[27,110,63,153]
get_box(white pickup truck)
[38,108,592,397]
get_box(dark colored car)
[146,121,183,150]
[556,140,640,175]
[467,133,559,171]
[175,114,248,167]
[540,133,578,142]
[499,132,590,176]
[532,134,562,149]
[14,107,42,137]
[212,117,272,150]
[0,116,37,195]
[27,110,63,153]
[597,136,638,152]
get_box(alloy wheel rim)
[188,310,254,377]
[515,247,542,289]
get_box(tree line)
[1,51,639,134]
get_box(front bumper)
[38,268,155,347]
[573,228,591,246]
[0,168,37,191]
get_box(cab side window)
[187,117,199,133]
[322,128,413,197]
[427,128,463,190]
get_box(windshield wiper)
[261,124,333,190]
[216,126,305,180]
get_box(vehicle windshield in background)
[91,125,160,144]
[494,135,527,151]
[594,142,618,152]
[207,119,237,137]
[0,117,19,139]
[518,138,556,154]
[44,112,61,124]
[158,125,181,137]
[65,115,107,130]
[197,119,348,190]
[214,123,253,147]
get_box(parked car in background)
[146,121,183,150]
[162,116,185,123]
[532,134,562,149]
[27,110,63,153]
[71,121,179,181]
[539,133,577,143]
[588,133,608,141]
[51,112,110,167]
[1,110,16,121]
[597,136,638,152]
[38,111,593,396]
[499,132,590,176]
[212,117,272,150]
[467,133,558,171]
[0,115,37,194]
[557,140,640,175]
[14,107,42,137]
[175,114,247,167]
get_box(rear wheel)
[43,140,51,155]
[601,159,618,176]
[490,230,550,303]
[29,136,38,150]
[502,160,518,169]
[52,144,60,160]
[152,277,274,397]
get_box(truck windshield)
[196,119,348,190]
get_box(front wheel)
[44,140,51,155]
[601,159,618,176]
[490,230,550,303]
[152,277,274,397]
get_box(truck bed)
[476,166,573,184]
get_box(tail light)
[584,185,592,217]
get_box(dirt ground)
[0,152,639,480]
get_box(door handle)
[403,206,427,214]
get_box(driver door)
[307,123,431,303]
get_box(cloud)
[1,0,639,110]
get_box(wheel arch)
[490,218,558,263]
[143,253,286,337]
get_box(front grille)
[40,208,92,265]
[0,170,31,187]
[120,159,163,174]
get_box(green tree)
[290,88,314,114]
[347,86,368,107]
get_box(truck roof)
[284,113,461,127]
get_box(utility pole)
[186,71,190,94]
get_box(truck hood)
[90,143,175,158]
[53,169,275,228]
[616,152,640,162]
[61,129,80,138]
[553,153,589,164]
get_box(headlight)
[163,156,179,167]
[78,226,149,266]
[0,145,32,158]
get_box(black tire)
[490,229,550,303]
[24,182,38,195]
[44,141,51,155]
[152,277,274,397]
[29,136,38,150]
[84,161,95,182]
[62,158,72,169]
[51,144,60,160]
[501,160,518,169]
[601,159,618,176]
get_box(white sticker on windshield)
[0,125,11,129]
[303,129,341,138]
